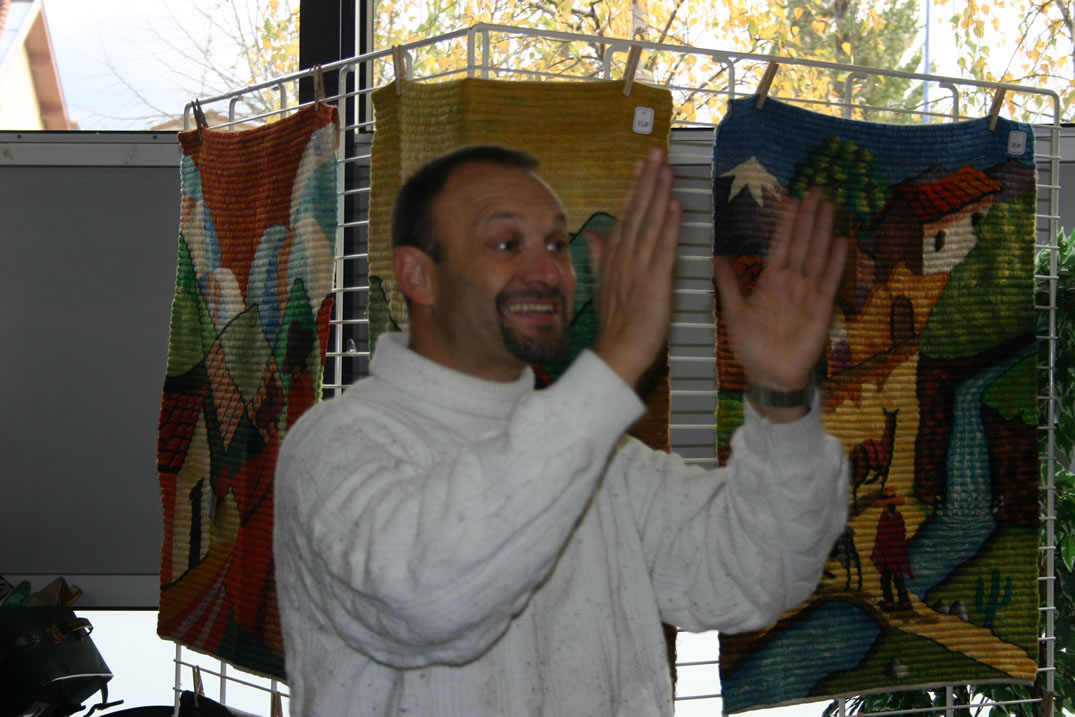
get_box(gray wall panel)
[0,135,179,607]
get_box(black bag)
[0,606,113,716]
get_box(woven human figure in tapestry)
[273,144,851,716]
[871,489,914,612]
[825,525,863,592]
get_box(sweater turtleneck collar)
[368,332,535,419]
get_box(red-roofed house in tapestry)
[0,0,71,129]
[870,165,1001,279]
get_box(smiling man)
[395,150,576,379]
[274,144,850,715]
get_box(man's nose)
[520,243,565,286]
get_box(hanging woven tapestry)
[713,97,1039,713]
[157,103,339,678]
[368,78,674,450]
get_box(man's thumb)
[713,256,744,315]
[584,230,605,273]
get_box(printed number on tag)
[1007,130,1027,155]
[633,107,655,135]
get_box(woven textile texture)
[368,78,674,449]
[157,104,338,678]
[713,98,1039,713]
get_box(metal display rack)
[178,24,1063,716]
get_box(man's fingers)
[637,164,676,266]
[803,199,837,283]
[819,235,850,303]
[787,186,822,272]
[616,159,645,232]
[766,196,798,269]
[619,149,665,251]
[650,197,682,276]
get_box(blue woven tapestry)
[713,97,1039,713]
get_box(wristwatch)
[744,381,816,409]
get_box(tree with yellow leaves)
[373,0,925,123]
[766,0,923,119]
[934,0,1073,122]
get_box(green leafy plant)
[1041,228,1075,717]
[824,231,1075,716]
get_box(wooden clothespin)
[191,664,205,706]
[313,64,326,108]
[988,87,1006,131]
[392,45,406,96]
[192,99,208,139]
[271,691,284,717]
[622,45,642,96]
[755,62,779,109]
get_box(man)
[274,144,849,715]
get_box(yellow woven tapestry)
[368,78,673,449]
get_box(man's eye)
[547,239,569,253]
[494,239,517,251]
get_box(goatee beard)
[496,289,571,365]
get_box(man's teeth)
[506,303,555,313]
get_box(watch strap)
[744,381,815,409]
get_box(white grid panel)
[179,24,1063,716]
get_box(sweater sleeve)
[274,351,645,668]
[619,398,849,634]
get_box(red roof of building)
[893,165,1001,224]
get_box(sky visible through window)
[34,0,988,132]
[43,0,277,130]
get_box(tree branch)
[654,0,688,46]
[1052,0,1075,80]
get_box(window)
[1,0,299,131]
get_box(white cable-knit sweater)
[274,333,848,715]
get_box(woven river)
[714,97,1039,712]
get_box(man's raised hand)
[713,187,849,417]
[589,148,682,389]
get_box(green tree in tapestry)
[788,136,890,316]
[789,136,890,239]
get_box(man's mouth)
[497,289,566,317]
[496,290,572,364]
[504,301,557,314]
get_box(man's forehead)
[483,207,568,225]
[439,161,566,218]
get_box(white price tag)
[632,107,654,135]
[1007,130,1027,155]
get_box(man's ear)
[393,246,435,307]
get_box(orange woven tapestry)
[157,103,338,678]
[714,98,1039,712]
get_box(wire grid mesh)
[177,24,1063,716]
